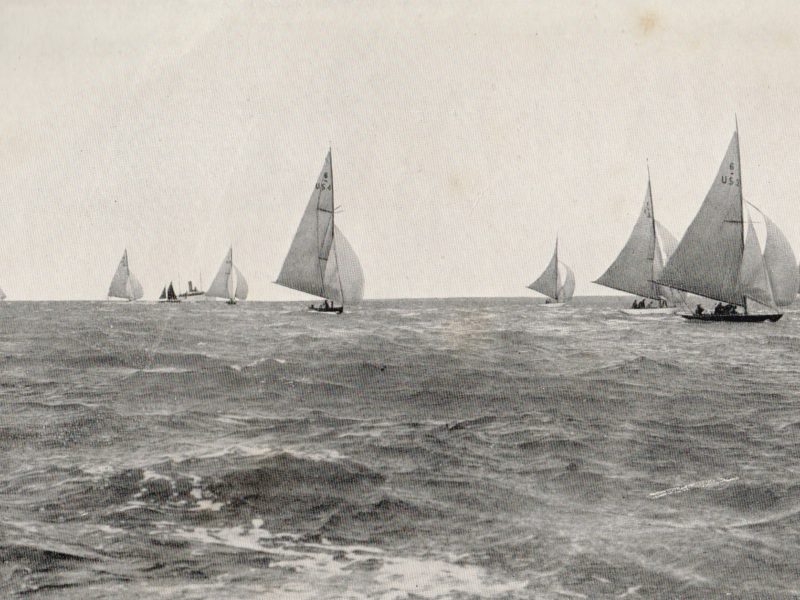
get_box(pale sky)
[2,0,800,300]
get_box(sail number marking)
[721,161,740,186]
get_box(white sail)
[594,180,661,299]
[234,266,249,300]
[276,151,363,306]
[737,220,775,308]
[226,267,236,300]
[276,152,335,300]
[322,226,364,305]
[108,249,143,300]
[206,248,233,299]
[656,132,745,306]
[558,263,576,302]
[207,248,248,301]
[528,244,559,300]
[762,214,799,307]
[654,221,685,304]
[129,274,144,301]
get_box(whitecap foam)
[169,521,527,599]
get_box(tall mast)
[647,162,658,298]
[554,236,559,301]
[735,116,747,314]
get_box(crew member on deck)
[695,304,705,316]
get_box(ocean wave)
[170,519,528,600]
[586,356,684,377]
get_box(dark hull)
[682,313,782,322]
[309,306,343,314]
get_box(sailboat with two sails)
[654,124,798,322]
[594,168,684,315]
[158,282,180,303]
[528,239,575,306]
[275,150,365,313]
[205,247,248,304]
[108,249,144,301]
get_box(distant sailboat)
[108,249,144,301]
[205,247,248,304]
[594,169,684,315]
[654,124,798,322]
[528,239,575,306]
[158,282,180,303]
[0,287,5,301]
[275,150,365,313]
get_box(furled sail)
[206,248,248,301]
[655,132,746,306]
[276,151,364,306]
[108,249,144,301]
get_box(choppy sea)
[1,297,799,599]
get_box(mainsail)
[655,128,795,312]
[167,282,178,301]
[206,247,249,302]
[528,240,575,302]
[594,174,682,302]
[275,150,365,306]
[108,249,144,301]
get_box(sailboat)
[275,150,365,313]
[528,239,575,306]
[594,168,684,316]
[654,124,798,322]
[0,287,5,301]
[107,249,144,301]
[205,247,248,304]
[158,282,181,303]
